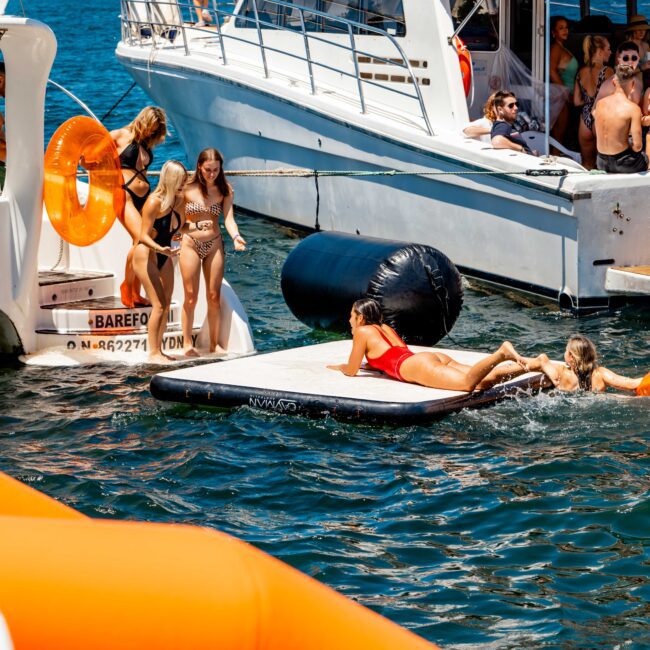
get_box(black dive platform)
[150,342,546,423]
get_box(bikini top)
[119,141,153,173]
[365,325,413,380]
[152,208,181,247]
[186,201,222,219]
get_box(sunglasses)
[506,102,519,109]
[622,54,639,62]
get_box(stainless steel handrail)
[119,0,433,135]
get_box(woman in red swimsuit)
[327,298,529,392]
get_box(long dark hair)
[352,298,383,325]
[192,147,231,199]
[567,334,598,390]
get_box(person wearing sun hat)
[626,14,650,69]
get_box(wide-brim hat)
[626,14,650,32]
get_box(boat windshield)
[235,0,407,36]
[450,0,499,51]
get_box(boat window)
[451,0,499,51]
[235,0,406,36]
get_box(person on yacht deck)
[592,64,647,173]
[490,91,535,154]
[133,160,187,364]
[625,14,650,70]
[111,106,167,309]
[573,35,613,170]
[180,148,246,357]
[549,16,578,147]
[193,0,212,26]
[327,298,531,392]
[596,41,643,105]
[462,92,497,143]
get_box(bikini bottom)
[123,185,150,212]
[186,233,222,260]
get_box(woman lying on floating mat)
[327,298,530,392]
[526,334,649,395]
[328,299,650,396]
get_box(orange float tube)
[0,473,440,650]
[453,36,472,97]
[636,370,650,396]
[44,115,124,247]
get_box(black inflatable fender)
[281,232,463,345]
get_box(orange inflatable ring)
[636,370,650,396]
[453,36,472,97]
[0,472,440,650]
[44,115,124,247]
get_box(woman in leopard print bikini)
[180,148,246,356]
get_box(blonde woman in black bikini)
[180,148,246,357]
[111,106,167,308]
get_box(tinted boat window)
[236,0,406,36]
[451,0,499,51]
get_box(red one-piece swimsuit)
[365,325,414,381]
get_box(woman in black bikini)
[180,148,246,357]
[133,160,187,363]
[111,106,167,308]
[573,35,613,169]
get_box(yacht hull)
[119,58,649,310]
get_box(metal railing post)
[251,0,269,78]
[213,0,228,63]
[347,23,365,114]
[298,9,315,94]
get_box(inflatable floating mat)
[151,341,546,423]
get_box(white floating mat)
[151,341,546,422]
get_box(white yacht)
[116,0,650,311]
[0,12,254,363]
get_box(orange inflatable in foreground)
[0,473,440,650]
[453,36,472,97]
[44,115,124,247]
[636,370,650,396]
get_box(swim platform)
[151,341,547,422]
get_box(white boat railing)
[119,0,433,135]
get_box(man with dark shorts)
[593,64,647,173]
[490,91,535,154]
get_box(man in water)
[592,64,647,173]
[596,41,643,105]
[490,91,534,154]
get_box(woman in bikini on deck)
[133,160,187,364]
[111,106,167,308]
[327,298,530,392]
[180,148,246,357]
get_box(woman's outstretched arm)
[327,328,368,376]
[598,367,643,392]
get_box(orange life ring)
[636,370,650,396]
[44,116,124,247]
[453,36,472,97]
[0,472,440,650]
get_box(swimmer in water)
[526,334,645,393]
[327,298,531,392]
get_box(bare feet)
[210,345,227,355]
[183,347,200,358]
[499,341,526,368]
[148,352,174,364]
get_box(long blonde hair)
[582,35,609,64]
[567,334,598,390]
[151,160,187,213]
[130,106,167,148]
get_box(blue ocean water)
[1,1,650,648]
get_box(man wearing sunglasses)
[592,64,647,173]
[596,41,643,105]
[490,91,535,154]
